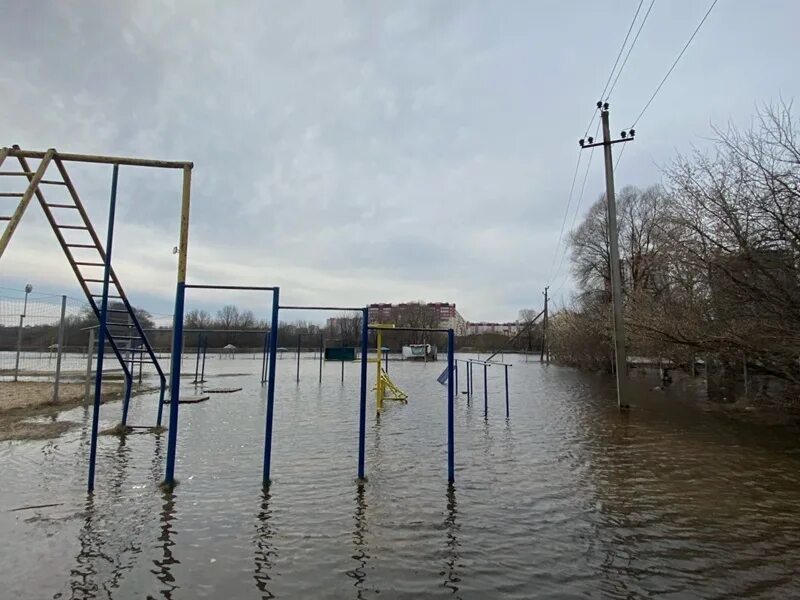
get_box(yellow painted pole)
[177,166,192,282]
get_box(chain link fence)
[0,294,99,405]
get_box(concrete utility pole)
[579,102,635,409]
[541,286,549,364]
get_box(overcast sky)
[2,1,798,324]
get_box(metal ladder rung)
[75,261,104,266]
[0,192,24,197]
[83,278,106,283]
[91,294,122,298]
[56,224,88,230]
[66,243,98,248]
[0,216,11,221]
[40,180,67,186]
[45,203,78,209]
[110,335,144,340]
[106,309,129,313]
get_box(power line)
[630,0,720,127]
[599,0,645,101]
[550,120,602,288]
[581,0,646,137]
[606,0,657,100]
[614,142,628,174]
[548,152,583,281]
[550,0,647,287]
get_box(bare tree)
[216,305,240,329]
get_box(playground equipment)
[370,325,455,482]
[0,149,170,426]
[371,324,407,411]
[193,333,208,384]
[0,146,192,491]
[456,358,512,418]
[175,284,280,488]
[295,332,324,384]
[2,146,461,490]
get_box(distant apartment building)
[367,302,467,335]
[325,316,349,331]
[465,321,521,337]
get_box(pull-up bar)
[185,284,278,291]
[163,283,281,488]
[458,358,511,418]
[274,304,371,483]
[280,305,363,312]
[295,332,324,384]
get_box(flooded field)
[2,354,800,599]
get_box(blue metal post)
[263,288,280,484]
[357,308,368,480]
[87,164,120,492]
[120,372,133,425]
[163,165,192,487]
[447,330,455,483]
[260,328,269,384]
[454,361,458,397]
[193,333,201,383]
[200,334,208,383]
[164,280,186,486]
[155,373,166,427]
[504,364,509,418]
[483,364,488,417]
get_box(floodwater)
[2,354,800,599]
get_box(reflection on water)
[345,483,369,598]
[253,487,277,599]
[442,483,462,597]
[4,357,800,598]
[66,437,144,599]
[151,490,178,599]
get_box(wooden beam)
[0,150,55,259]
[5,147,192,170]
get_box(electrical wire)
[630,0,719,128]
[548,0,648,287]
[599,0,645,102]
[547,152,583,282]
[606,0,657,100]
[550,120,602,289]
[614,142,628,174]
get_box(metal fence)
[0,294,96,402]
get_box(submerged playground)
[3,147,800,598]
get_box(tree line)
[550,102,800,406]
[1,299,544,354]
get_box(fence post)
[84,327,95,403]
[52,295,67,404]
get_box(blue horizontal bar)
[185,284,277,291]
[280,305,363,312]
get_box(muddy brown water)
[1,355,799,599]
